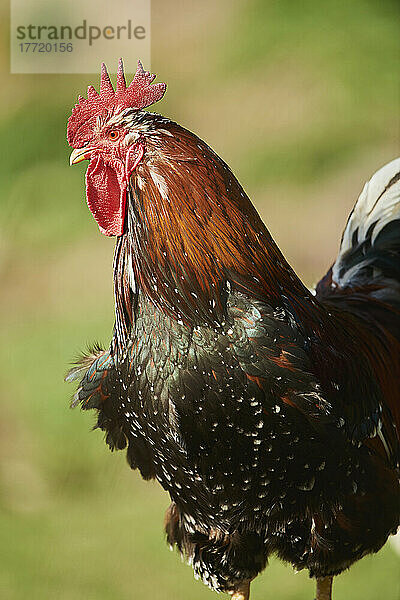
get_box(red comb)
[67,59,166,146]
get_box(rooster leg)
[228,580,251,600]
[315,576,333,600]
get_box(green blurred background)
[1,1,399,598]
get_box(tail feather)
[331,157,400,297]
[316,158,400,457]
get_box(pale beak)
[69,147,94,166]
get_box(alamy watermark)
[11,0,151,73]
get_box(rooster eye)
[108,130,119,140]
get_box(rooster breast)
[76,286,398,593]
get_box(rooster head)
[67,59,166,236]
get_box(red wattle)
[85,156,127,236]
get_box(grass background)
[0,0,399,598]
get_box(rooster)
[66,60,400,600]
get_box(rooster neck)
[111,120,323,354]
